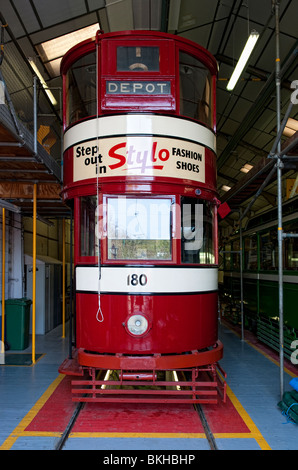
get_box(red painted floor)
[72,401,205,433]
[25,376,77,433]
[25,375,249,435]
[202,398,250,433]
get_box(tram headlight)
[126,314,149,336]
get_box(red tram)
[59,30,226,403]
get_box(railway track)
[55,400,85,450]
[54,399,218,451]
[195,403,218,450]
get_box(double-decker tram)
[59,30,226,403]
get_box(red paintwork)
[59,30,225,403]
[76,344,224,371]
[71,360,226,404]
[76,292,218,354]
[61,30,218,125]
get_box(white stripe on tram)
[63,114,216,154]
[75,266,218,294]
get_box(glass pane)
[244,235,258,270]
[80,196,96,256]
[117,46,160,71]
[66,51,96,126]
[179,51,212,126]
[260,230,278,270]
[181,197,215,264]
[107,197,172,260]
[284,222,298,270]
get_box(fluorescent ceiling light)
[29,58,57,105]
[240,163,253,173]
[226,30,259,91]
[222,185,231,192]
[36,24,99,77]
[283,118,298,137]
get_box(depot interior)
[0,1,297,347]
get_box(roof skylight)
[36,23,100,77]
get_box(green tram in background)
[219,194,298,361]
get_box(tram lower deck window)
[181,197,215,264]
[107,197,172,260]
[80,196,97,257]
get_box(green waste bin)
[5,298,32,350]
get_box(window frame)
[180,196,216,266]
[102,195,177,265]
[64,49,97,127]
[178,50,214,128]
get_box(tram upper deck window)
[117,46,159,72]
[179,51,212,127]
[107,197,172,261]
[66,51,96,126]
[181,197,215,264]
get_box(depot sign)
[73,136,205,184]
[106,80,171,95]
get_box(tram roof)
[0,0,297,221]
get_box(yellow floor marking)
[0,362,271,449]
[224,383,271,450]
[21,431,62,437]
[213,432,253,438]
[69,432,206,439]
[0,355,45,367]
[0,374,64,450]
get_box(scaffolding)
[0,28,72,365]
[224,1,298,400]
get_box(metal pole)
[270,100,293,157]
[62,218,65,339]
[33,76,37,156]
[239,164,277,222]
[239,210,244,341]
[32,183,37,365]
[59,86,63,181]
[274,0,284,400]
[69,209,73,360]
[1,208,5,354]
[283,233,298,239]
